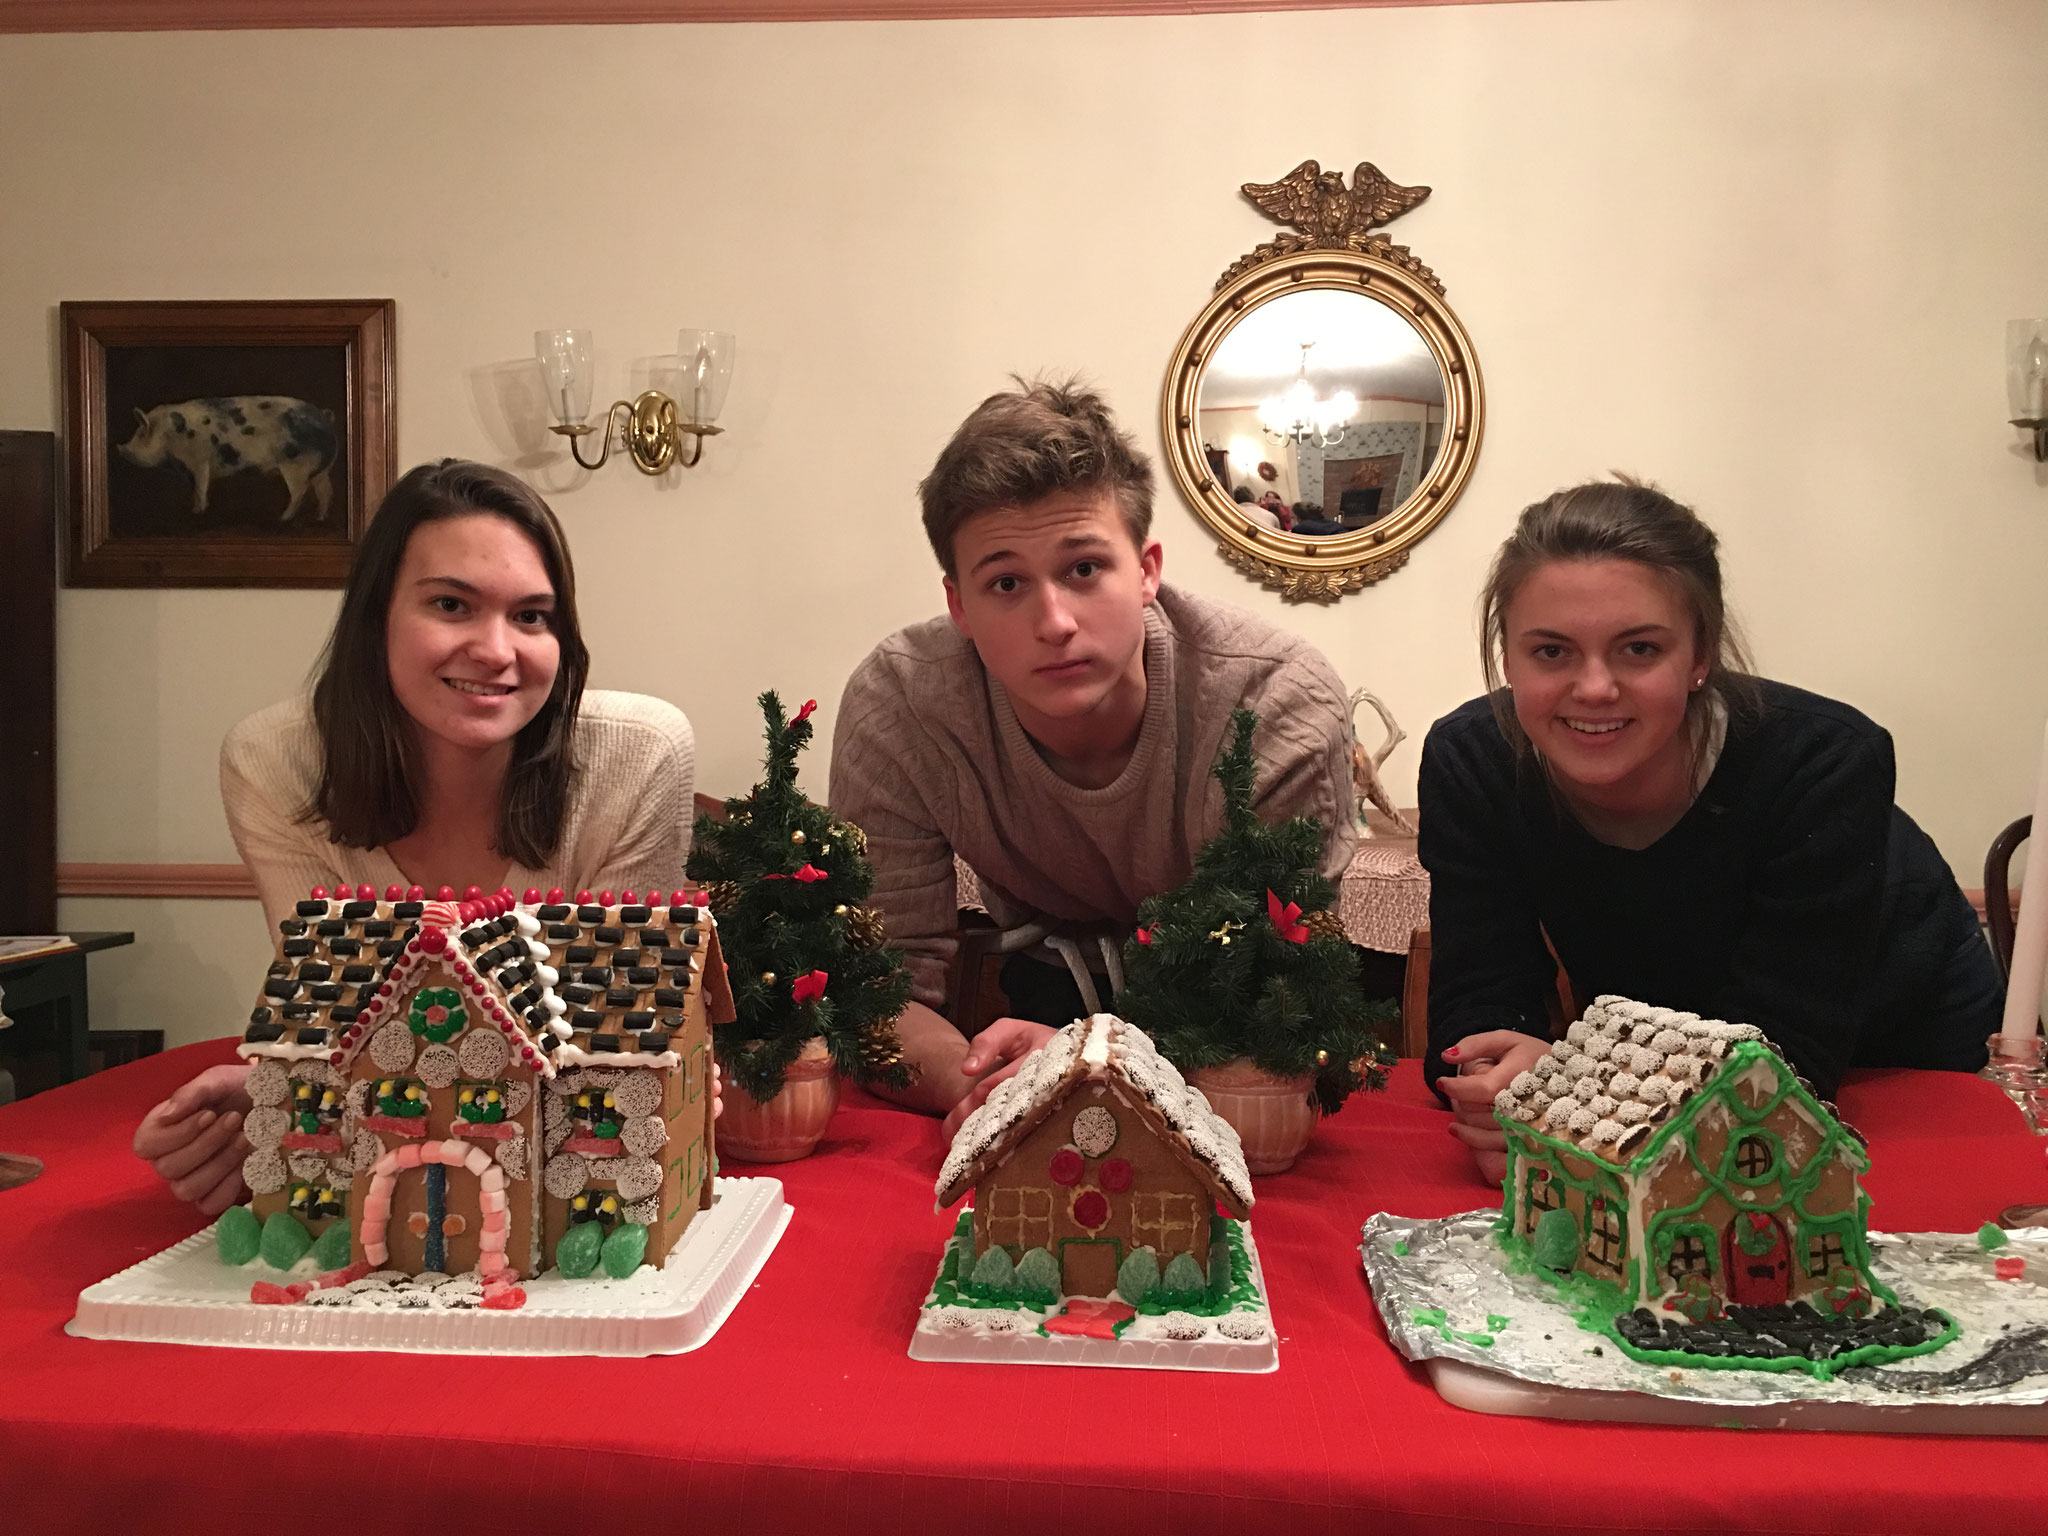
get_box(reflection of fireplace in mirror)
[1322,453,1402,527]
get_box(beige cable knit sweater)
[220,690,696,933]
[828,585,1357,1011]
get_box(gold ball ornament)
[761,971,777,985]
[834,904,849,916]
[791,830,806,844]
[1317,1050,1330,1066]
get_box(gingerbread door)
[1059,1238,1120,1298]
[1721,1210,1790,1306]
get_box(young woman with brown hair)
[1425,479,2001,1183]
[134,460,698,1212]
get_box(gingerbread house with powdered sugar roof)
[235,885,733,1291]
[1494,994,1884,1319]
[936,1013,1252,1302]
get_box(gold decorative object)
[761,971,777,985]
[535,327,734,475]
[843,905,887,951]
[704,880,741,914]
[1303,909,1349,943]
[1161,159,1485,602]
[791,830,806,844]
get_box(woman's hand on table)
[941,1018,1058,1137]
[132,1063,255,1215]
[1437,1030,1552,1186]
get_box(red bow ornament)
[793,699,818,724]
[791,969,829,1005]
[1266,889,1310,943]
[1134,923,1157,947]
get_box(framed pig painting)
[61,300,394,587]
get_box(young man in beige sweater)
[828,379,1358,1132]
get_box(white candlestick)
[1999,718,2048,1048]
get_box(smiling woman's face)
[383,513,560,756]
[1500,558,1704,807]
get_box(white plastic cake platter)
[69,1175,789,1357]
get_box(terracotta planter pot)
[1188,1059,1319,1174]
[716,1038,840,1164]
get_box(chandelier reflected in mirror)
[1259,342,1357,449]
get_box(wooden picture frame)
[61,299,395,587]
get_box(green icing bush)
[970,1245,1015,1294]
[1116,1247,1161,1305]
[601,1222,650,1278]
[556,1220,605,1279]
[1159,1252,1205,1306]
[1013,1246,1060,1303]
[258,1211,313,1271]
[216,1205,262,1266]
[309,1219,352,1271]
[1533,1207,1579,1271]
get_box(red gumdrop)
[249,1281,297,1305]
[328,1051,343,1065]
[1049,1148,1084,1186]
[435,886,455,901]
[356,883,374,900]
[384,884,403,901]
[407,885,426,900]
[420,929,447,953]
[597,890,615,906]
[575,890,593,904]
[1072,1190,1110,1230]
[462,885,483,902]
[523,887,542,904]
[481,1286,527,1310]
[547,888,566,904]
[1099,1157,1133,1193]
[310,885,328,900]
[621,890,637,905]
[670,890,687,906]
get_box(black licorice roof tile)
[316,920,346,937]
[362,919,394,938]
[295,900,328,918]
[537,903,572,921]
[577,904,606,924]
[638,1030,667,1053]
[588,1034,622,1055]
[638,928,667,947]
[329,937,361,957]
[392,902,423,919]
[342,900,376,920]
[565,945,596,964]
[620,905,652,924]
[283,938,315,958]
[279,918,307,936]
[594,926,624,945]
[245,1021,285,1042]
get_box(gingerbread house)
[935,1014,1252,1301]
[1494,995,1883,1317]
[235,886,734,1283]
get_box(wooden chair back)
[1985,814,2032,981]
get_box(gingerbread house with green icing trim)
[935,1013,1253,1302]
[232,886,734,1293]
[1494,995,1886,1320]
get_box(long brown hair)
[305,459,590,866]
[1479,477,1758,764]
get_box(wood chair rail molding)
[57,863,259,899]
[0,0,1550,30]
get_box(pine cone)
[833,821,869,856]
[843,905,886,950]
[1304,908,1349,943]
[704,880,742,915]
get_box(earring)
[1690,677,1705,691]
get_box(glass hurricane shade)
[535,329,595,428]
[2008,319,2048,422]
[677,329,736,428]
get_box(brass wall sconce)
[2010,319,2048,461]
[535,328,735,473]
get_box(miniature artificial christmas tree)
[1118,708,1393,1115]
[685,691,915,1104]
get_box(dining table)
[4,1037,2046,1536]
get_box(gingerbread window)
[1805,1229,1847,1278]
[1131,1191,1202,1255]
[1585,1199,1624,1272]
[984,1186,1053,1252]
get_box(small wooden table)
[0,931,135,1094]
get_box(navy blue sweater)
[1419,681,2000,1100]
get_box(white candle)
[1999,718,2048,1048]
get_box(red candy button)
[420,929,447,953]
[575,890,592,904]
[384,884,403,901]
[597,890,615,906]
[523,887,541,904]
[1049,1148,1083,1186]
[621,890,638,905]
[310,885,327,900]
[1996,1255,2027,1281]
[356,883,374,900]
[1100,1157,1133,1193]
[1072,1190,1109,1230]
[407,885,426,900]
[547,888,566,904]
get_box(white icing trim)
[551,1044,680,1070]
[237,1040,336,1064]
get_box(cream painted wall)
[4,0,2046,1047]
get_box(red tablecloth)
[3,1042,2046,1536]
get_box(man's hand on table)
[1437,1029,1552,1186]
[132,1063,254,1215]
[941,1017,1059,1137]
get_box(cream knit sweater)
[828,585,1357,1011]
[220,690,695,933]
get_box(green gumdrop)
[216,1205,262,1266]
[601,1221,650,1278]
[1161,1251,1204,1302]
[556,1220,605,1279]
[259,1211,313,1271]
[1533,1207,1579,1271]
[971,1244,1015,1294]
[1116,1247,1161,1306]
[1014,1246,1061,1301]
[1979,1222,2010,1252]
[310,1219,352,1271]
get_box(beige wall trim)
[58,862,259,899]
[0,0,1544,32]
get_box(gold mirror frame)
[1161,161,1485,602]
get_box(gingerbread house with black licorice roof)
[935,1013,1252,1302]
[235,885,734,1286]
[1494,994,1885,1318]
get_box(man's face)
[943,488,1162,733]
